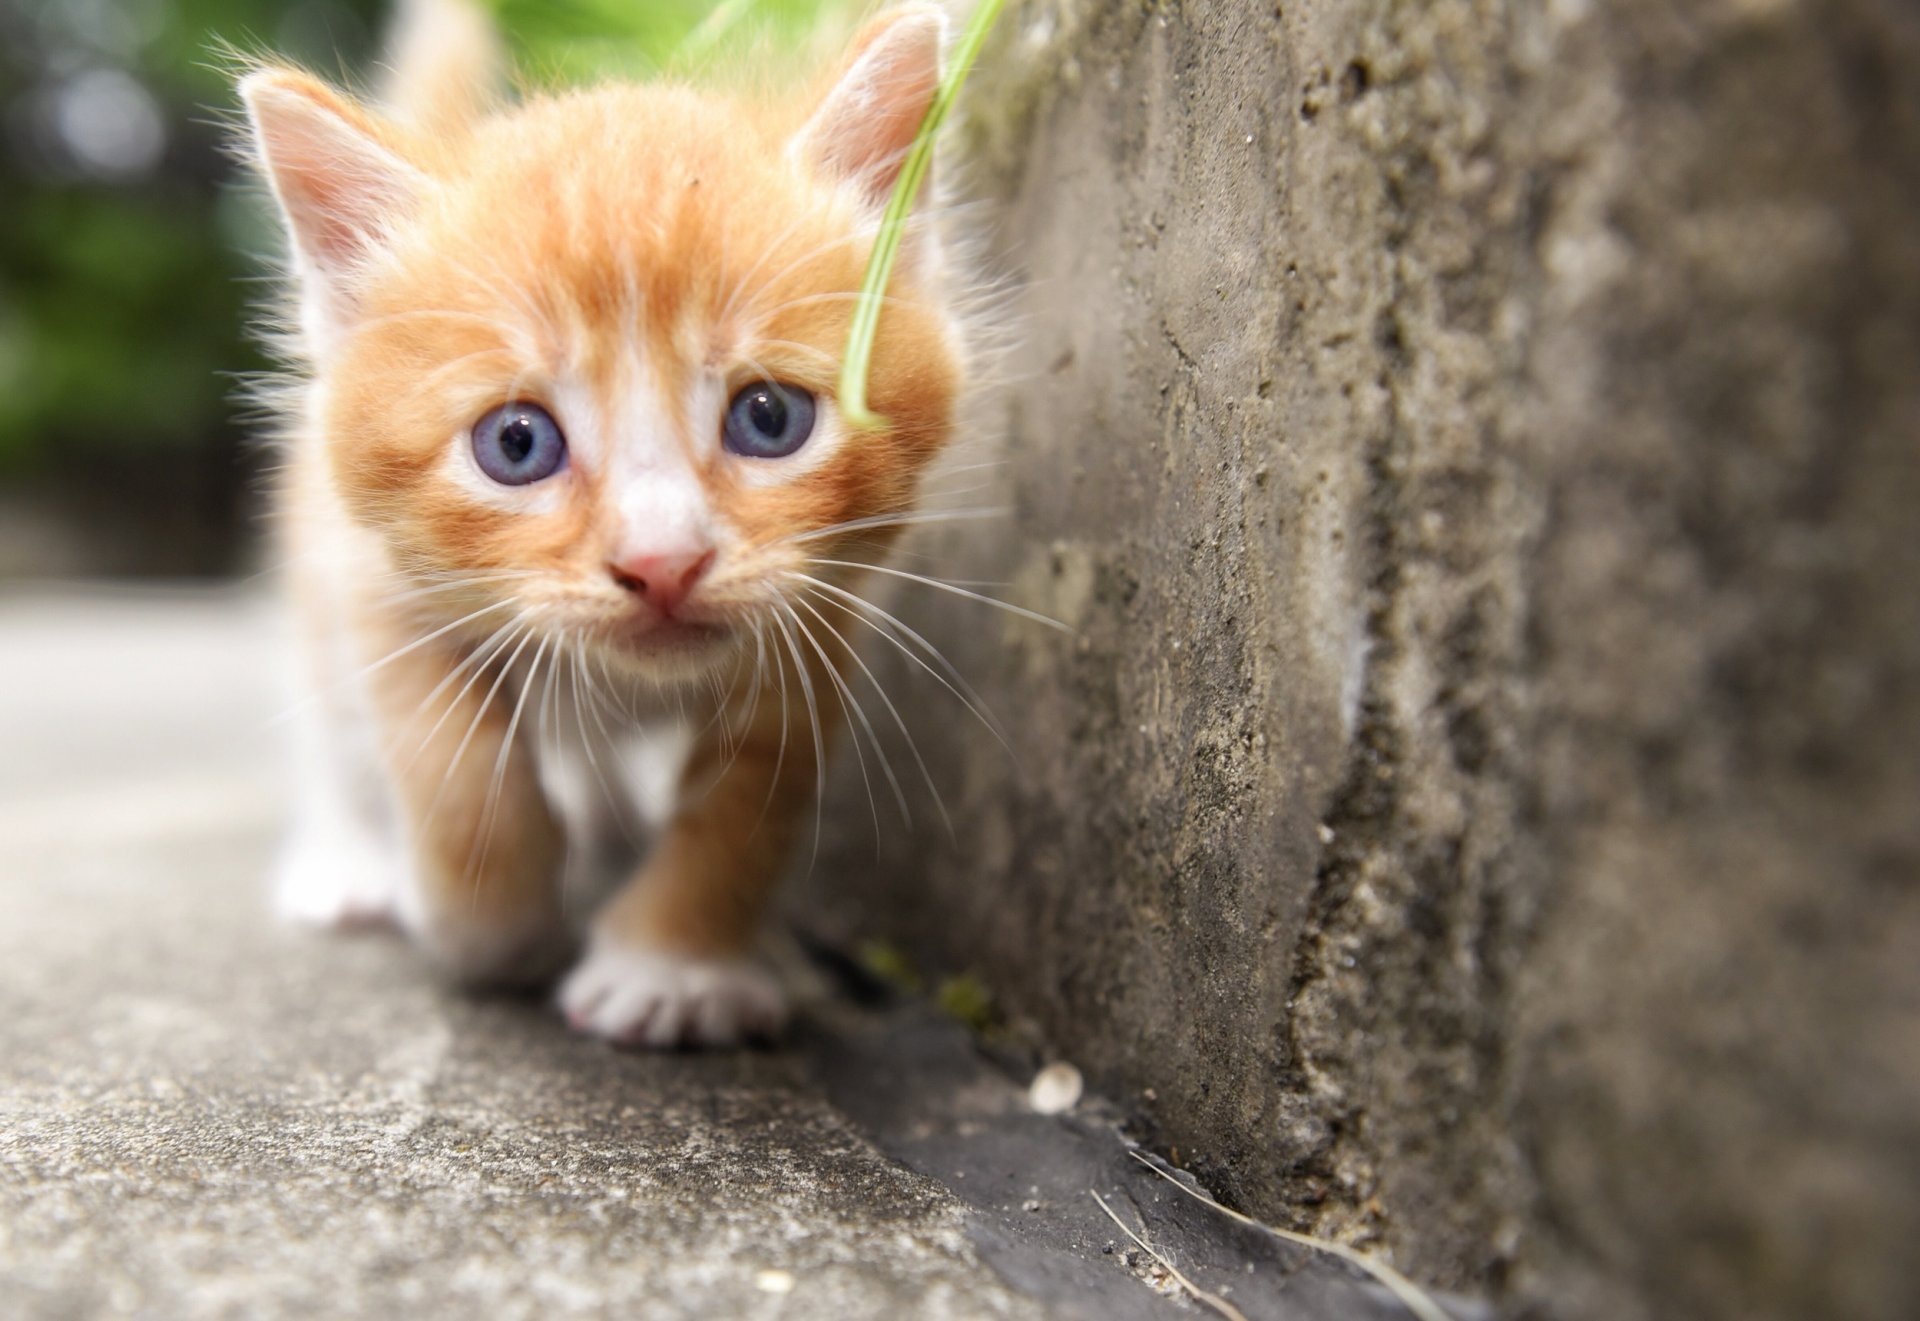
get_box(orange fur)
[247,3,963,1044]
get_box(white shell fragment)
[1028,1062,1084,1115]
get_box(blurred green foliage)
[0,0,854,538]
[489,0,859,83]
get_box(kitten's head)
[243,5,962,683]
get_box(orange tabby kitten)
[244,0,964,1046]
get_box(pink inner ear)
[279,163,408,273]
[243,74,419,281]
[800,10,945,208]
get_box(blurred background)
[0,0,851,579]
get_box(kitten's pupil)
[500,415,537,464]
[747,389,787,437]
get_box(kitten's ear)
[792,4,946,210]
[240,70,426,335]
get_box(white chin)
[600,625,741,684]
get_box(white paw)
[558,943,788,1048]
[272,829,403,930]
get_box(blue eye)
[472,402,567,485]
[723,382,816,459]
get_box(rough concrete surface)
[794,3,1920,1320]
[0,588,1477,1320]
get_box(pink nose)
[609,549,713,616]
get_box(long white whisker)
[707,621,770,798]
[751,615,795,840]
[767,607,827,869]
[395,610,529,775]
[794,590,944,839]
[357,598,517,681]
[795,574,1015,759]
[771,507,1008,550]
[806,559,1073,633]
[426,625,538,829]
[265,597,514,729]
[785,601,894,844]
[466,633,552,894]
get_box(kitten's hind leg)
[274,677,405,930]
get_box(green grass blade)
[838,0,1007,431]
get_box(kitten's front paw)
[558,943,788,1048]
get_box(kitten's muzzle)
[608,549,714,618]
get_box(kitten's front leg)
[560,659,825,1047]
[363,618,572,986]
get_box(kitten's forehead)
[417,88,866,366]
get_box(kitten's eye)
[472,401,567,485]
[723,382,816,459]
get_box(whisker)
[466,633,552,894]
[785,600,898,844]
[794,592,938,837]
[806,559,1072,634]
[751,615,795,841]
[394,609,530,777]
[707,621,770,799]
[793,573,1015,758]
[357,597,519,678]
[265,597,514,730]
[766,607,827,870]
[425,625,538,830]
[772,506,1008,550]
[375,570,539,609]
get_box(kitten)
[243,0,966,1047]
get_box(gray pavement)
[0,586,1478,1320]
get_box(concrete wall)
[793,2,1920,1317]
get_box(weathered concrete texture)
[796,2,1920,1319]
[0,594,1011,1320]
[0,589,1466,1321]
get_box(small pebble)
[1028,1062,1084,1114]
[755,1270,794,1295]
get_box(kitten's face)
[249,10,957,683]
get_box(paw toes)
[557,945,787,1049]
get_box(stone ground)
[0,586,1484,1321]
